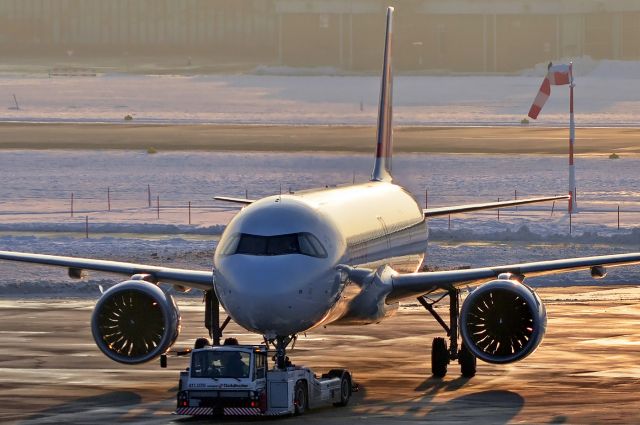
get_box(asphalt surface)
[1,286,640,424]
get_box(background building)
[0,0,639,72]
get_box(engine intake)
[460,279,546,364]
[91,280,181,364]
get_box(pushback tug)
[175,339,353,417]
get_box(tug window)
[229,232,327,258]
[191,350,250,379]
[254,353,267,380]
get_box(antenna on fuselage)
[371,6,394,183]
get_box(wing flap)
[0,251,213,290]
[424,195,568,218]
[388,252,640,301]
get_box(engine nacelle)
[460,279,546,364]
[91,280,181,364]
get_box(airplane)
[1,6,640,379]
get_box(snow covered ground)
[2,58,640,126]
[1,150,639,233]
[0,150,638,295]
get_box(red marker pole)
[188,201,192,225]
[70,192,74,217]
[569,211,572,234]
[157,195,160,219]
[107,187,111,212]
[568,62,577,213]
[85,216,89,238]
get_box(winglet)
[371,6,394,182]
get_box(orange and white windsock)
[528,63,572,119]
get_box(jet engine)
[91,280,181,364]
[459,278,546,364]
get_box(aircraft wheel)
[193,337,210,349]
[431,337,449,378]
[458,342,477,377]
[294,381,308,415]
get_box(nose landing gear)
[267,335,297,369]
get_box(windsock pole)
[568,62,577,213]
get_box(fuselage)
[213,181,428,338]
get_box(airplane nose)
[214,256,339,336]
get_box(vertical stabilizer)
[371,7,394,182]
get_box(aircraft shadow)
[20,391,143,424]
[341,379,523,423]
[415,376,471,393]
[422,390,524,424]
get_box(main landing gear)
[203,290,231,346]
[417,287,477,378]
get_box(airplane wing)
[424,195,568,218]
[214,196,255,205]
[0,250,213,291]
[214,193,568,213]
[385,252,640,301]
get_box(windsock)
[528,63,572,119]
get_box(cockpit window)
[218,233,241,256]
[223,232,327,258]
[298,233,328,258]
[236,234,270,255]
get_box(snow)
[0,150,639,295]
[2,58,640,126]
[1,150,639,233]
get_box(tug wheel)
[334,373,351,407]
[294,381,308,415]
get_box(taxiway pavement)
[1,286,640,424]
